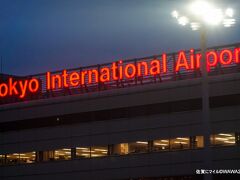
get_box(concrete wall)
[1,73,240,123]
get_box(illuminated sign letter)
[69,72,80,87]
[52,74,62,89]
[81,71,88,85]
[175,51,190,71]
[162,53,167,73]
[137,62,148,76]
[220,49,233,65]
[9,78,19,96]
[111,62,118,80]
[0,83,8,97]
[149,60,160,75]
[62,70,69,88]
[206,51,218,71]
[100,67,110,82]
[118,60,123,80]
[125,63,136,78]
[46,72,51,90]
[88,69,99,84]
[29,79,40,93]
[19,80,29,98]
[234,48,240,63]
[190,49,195,69]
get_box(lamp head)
[172,0,236,30]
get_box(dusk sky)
[0,0,240,76]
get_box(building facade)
[0,43,240,180]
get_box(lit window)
[195,136,204,148]
[54,148,71,160]
[0,155,5,165]
[170,137,190,150]
[91,146,108,158]
[112,143,129,155]
[153,139,169,151]
[211,133,235,146]
[6,153,20,165]
[41,150,55,161]
[19,152,36,164]
[128,141,148,153]
[76,147,91,158]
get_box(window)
[6,153,19,165]
[211,133,235,146]
[170,137,190,150]
[128,141,148,153]
[153,139,169,151]
[194,136,204,148]
[76,147,91,158]
[54,148,71,160]
[112,143,129,155]
[91,146,108,157]
[35,150,55,162]
[19,152,35,164]
[1,133,237,167]
[0,155,5,165]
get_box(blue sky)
[0,0,239,75]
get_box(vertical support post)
[148,140,153,152]
[90,147,92,158]
[200,27,212,180]
[235,132,240,146]
[71,148,76,160]
[190,136,196,149]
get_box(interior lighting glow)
[172,10,179,18]
[174,141,188,144]
[176,138,189,140]
[225,8,233,17]
[93,149,108,152]
[224,141,235,144]
[178,16,189,26]
[136,141,148,144]
[154,143,168,146]
[218,133,233,137]
[215,137,228,141]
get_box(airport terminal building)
[0,43,240,180]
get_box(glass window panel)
[6,153,19,165]
[19,152,35,164]
[54,148,71,160]
[42,150,55,161]
[211,133,235,146]
[113,143,129,155]
[128,141,148,153]
[0,155,5,165]
[91,146,108,158]
[195,136,204,148]
[170,137,190,150]
[76,147,91,158]
[153,139,169,151]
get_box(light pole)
[171,1,236,180]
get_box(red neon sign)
[0,78,40,98]
[1,47,240,99]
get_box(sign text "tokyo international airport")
[0,47,240,99]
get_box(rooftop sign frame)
[0,43,240,105]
